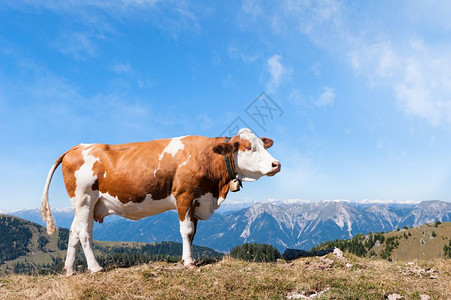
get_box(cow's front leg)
[179,208,198,269]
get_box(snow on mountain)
[359,199,420,205]
[217,200,449,251]
[53,207,74,213]
[7,208,74,229]
[0,209,11,215]
[4,200,450,253]
[93,199,447,252]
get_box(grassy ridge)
[383,222,451,260]
[0,255,449,299]
[313,222,451,261]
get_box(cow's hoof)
[90,266,104,274]
[65,270,75,277]
[184,263,198,270]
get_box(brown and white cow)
[41,128,281,275]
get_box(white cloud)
[122,0,162,6]
[311,63,321,76]
[350,39,451,126]
[405,1,451,31]
[6,0,199,59]
[266,54,284,91]
[222,74,233,88]
[53,32,98,59]
[111,62,132,74]
[316,87,335,107]
[269,15,283,34]
[394,46,451,126]
[109,62,156,89]
[241,0,263,19]
[288,89,304,106]
[241,54,259,63]
[6,0,169,15]
[281,0,344,42]
[227,44,259,63]
[275,1,451,126]
[137,79,155,89]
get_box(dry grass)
[0,254,450,299]
[381,222,451,261]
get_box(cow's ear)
[261,137,274,149]
[212,142,239,155]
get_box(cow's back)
[61,136,218,204]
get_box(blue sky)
[1,1,451,211]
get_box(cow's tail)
[41,147,76,235]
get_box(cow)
[41,128,281,276]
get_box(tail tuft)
[41,197,56,235]
[41,151,67,235]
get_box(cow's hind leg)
[179,208,198,270]
[64,217,80,276]
[76,193,103,273]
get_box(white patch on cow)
[64,216,80,276]
[178,155,191,168]
[96,192,177,220]
[74,147,99,198]
[70,146,103,273]
[217,197,226,207]
[154,136,187,176]
[159,136,186,160]
[193,192,219,220]
[235,128,278,182]
[103,171,107,178]
[179,210,195,265]
[153,166,159,177]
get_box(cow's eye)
[246,145,252,151]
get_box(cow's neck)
[224,137,242,192]
[207,138,238,198]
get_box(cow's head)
[213,128,281,182]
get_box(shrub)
[230,243,281,262]
[444,240,451,258]
[57,228,70,250]
[37,236,49,252]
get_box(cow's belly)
[95,192,177,221]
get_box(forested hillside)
[0,216,34,264]
[0,215,222,275]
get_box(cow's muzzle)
[267,161,281,176]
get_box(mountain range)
[4,200,451,252]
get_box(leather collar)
[224,137,237,181]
